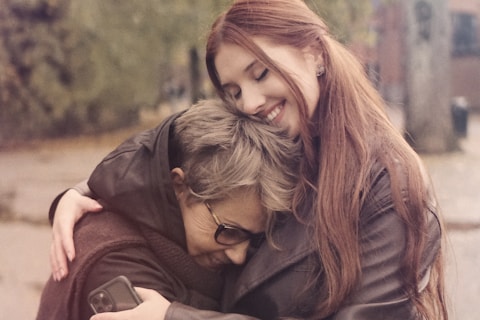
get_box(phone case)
[88,275,142,314]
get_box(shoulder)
[360,160,396,221]
[74,211,146,259]
[102,113,179,162]
[359,158,442,263]
[360,158,441,256]
[361,158,439,220]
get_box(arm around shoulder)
[48,179,96,223]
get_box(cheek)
[307,88,320,118]
[301,77,320,118]
[281,70,319,115]
[184,222,219,256]
[272,75,292,95]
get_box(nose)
[241,85,265,115]
[224,241,250,265]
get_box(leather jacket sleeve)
[326,212,439,320]
[327,167,441,320]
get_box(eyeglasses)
[205,202,265,248]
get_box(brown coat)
[37,113,223,320]
[36,211,223,320]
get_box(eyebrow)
[244,60,258,73]
[209,203,262,233]
[220,59,258,90]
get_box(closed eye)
[255,68,269,81]
[223,85,241,100]
[233,89,241,100]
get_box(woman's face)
[214,37,321,136]
[179,188,266,271]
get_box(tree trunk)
[189,46,202,104]
[403,0,457,153]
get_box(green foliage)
[306,0,375,44]
[0,0,379,145]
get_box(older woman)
[36,99,300,320]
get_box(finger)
[52,233,69,280]
[49,242,59,281]
[62,198,103,261]
[133,287,158,300]
[79,197,103,216]
[50,239,67,281]
[59,222,76,262]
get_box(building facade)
[371,0,479,111]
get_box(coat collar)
[224,214,315,306]
[88,111,188,248]
[147,111,187,247]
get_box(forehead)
[214,38,307,84]
[214,42,255,84]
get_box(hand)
[90,287,171,320]
[50,189,103,281]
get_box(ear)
[303,45,323,69]
[171,167,187,200]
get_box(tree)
[403,0,457,152]
[0,0,226,145]
[307,0,374,44]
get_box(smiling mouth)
[266,103,284,122]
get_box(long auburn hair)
[206,0,448,319]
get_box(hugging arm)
[48,114,177,280]
[49,180,103,281]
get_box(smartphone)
[88,275,142,314]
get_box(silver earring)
[316,65,325,77]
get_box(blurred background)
[0,0,479,319]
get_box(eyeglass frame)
[205,202,266,248]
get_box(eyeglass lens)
[207,202,265,247]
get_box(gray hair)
[173,99,300,229]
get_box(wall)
[372,0,480,111]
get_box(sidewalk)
[421,112,480,320]
[0,111,479,319]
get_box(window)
[451,12,478,56]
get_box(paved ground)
[0,108,478,319]
[421,112,480,320]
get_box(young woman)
[37,99,300,320]
[50,0,449,319]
